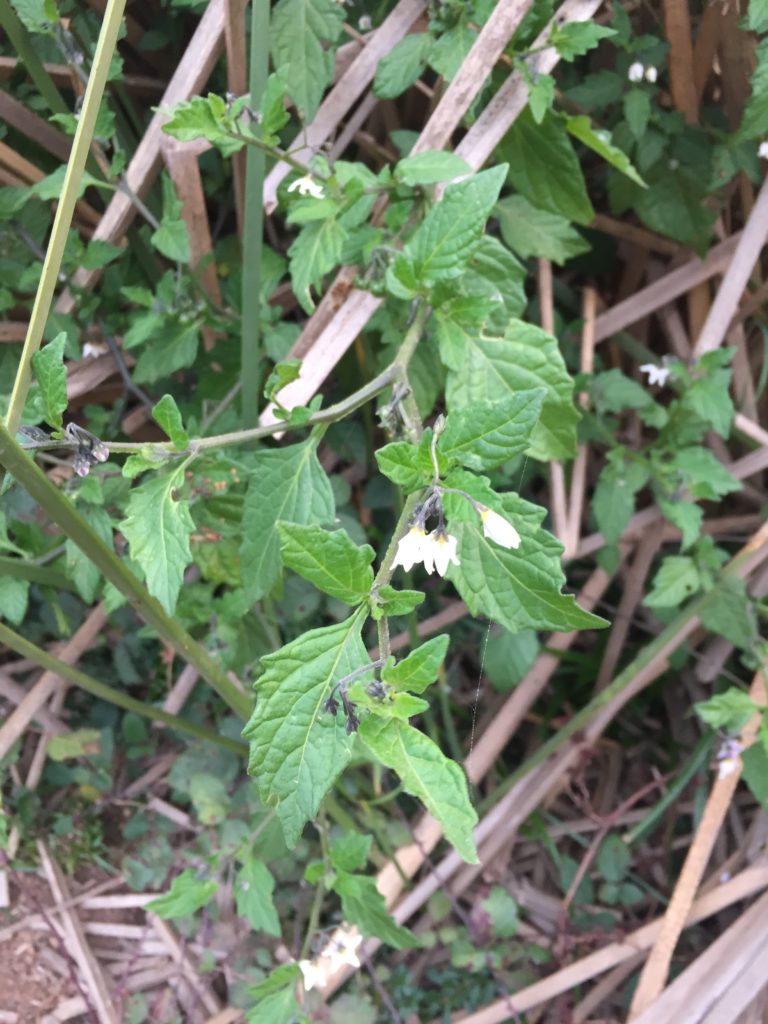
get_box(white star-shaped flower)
[424,530,460,577]
[326,928,363,972]
[298,958,329,991]
[477,507,521,549]
[392,525,429,573]
[639,363,671,387]
[287,174,324,199]
[82,341,108,358]
[628,62,644,83]
[759,141,768,159]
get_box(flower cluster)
[298,927,363,991]
[628,62,657,83]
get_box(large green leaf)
[445,320,580,460]
[120,468,194,615]
[382,635,449,694]
[288,217,347,313]
[440,390,545,470]
[360,716,478,863]
[401,165,507,287]
[332,871,421,948]
[278,523,374,605]
[241,441,335,604]
[373,33,433,99]
[443,474,608,633]
[243,613,368,846]
[496,195,590,265]
[500,110,594,224]
[270,0,345,119]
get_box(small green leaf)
[566,116,645,186]
[644,556,700,609]
[501,110,594,225]
[395,150,471,186]
[288,217,347,313]
[370,585,425,621]
[260,72,290,142]
[278,523,374,604]
[623,89,651,139]
[146,869,217,919]
[480,886,519,938]
[151,394,189,450]
[161,95,244,157]
[550,20,616,59]
[375,441,430,492]
[270,0,345,118]
[496,195,589,265]
[242,613,368,846]
[120,467,194,615]
[150,174,191,263]
[695,689,757,733]
[528,73,555,124]
[240,441,335,603]
[373,33,432,99]
[382,635,449,694]
[66,505,113,602]
[264,359,302,404]
[669,447,740,501]
[658,498,702,550]
[597,835,630,883]
[47,728,102,761]
[593,455,649,545]
[31,332,67,431]
[360,716,478,863]
[332,871,421,948]
[440,390,545,470]
[0,574,30,626]
[403,165,507,286]
[235,858,281,936]
[246,965,301,1024]
[699,576,758,651]
[330,832,371,873]
[747,0,768,33]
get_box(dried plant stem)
[628,666,768,1017]
[564,285,597,557]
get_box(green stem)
[4,0,127,437]
[241,0,269,428]
[0,556,72,590]
[300,807,330,961]
[0,621,247,755]
[0,421,251,720]
[0,0,69,116]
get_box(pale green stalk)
[0,420,251,720]
[0,620,247,755]
[241,0,270,427]
[4,0,127,436]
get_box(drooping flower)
[287,175,324,199]
[424,530,460,577]
[298,958,329,991]
[327,928,363,972]
[627,62,644,83]
[392,525,429,573]
[759,141,768,159]
[639,363,671,387]
[644,65,658,83]
[477,506,521,549]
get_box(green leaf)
[480,886,519,938]
[429,19,476,80]
[483,629,539,692]
[681,366,734,438]
[461,237,527,328]
[373,32,433,99]
[440,390,545,470]
[696,689,757,733]
[151,394,189,450]
[444,475,608,633]
[360,716,478,863]
[403,166,507,286]
[374,432,440,492]
[146,869,217,918]
[566,116,645,186]
[161,95,244,157]
[332,871,421,948]
[235,858,281,936]
[150,175,191,263]
[644,556,700,609]
[47,728,102,762]
[747,0,768,33]
[669,447,740,501]
[270,0,345,119]
[278,523,374,604]
[120,467,194,615]
[264,359,302,405]
[260,72,290,142]
[0,576,29,626]
[593,454,650,545]
[66,505,113,603]
[597,835,630,883]
[370,585,425,621]
[550,20,615,59]
[657,498,702,551]
[382,635,449,694]
[243,614,368,846]
[395,150,471,186]
[329,832,371,873]
[246,965,301,1024]
[496,195,589,265]
[528,73,555,123]
[699,576,758,652]
[188,775,230,825]
[635,169,716,251]
[445,320,580,461]
[501,110,594,224]
[623,89,651,139]
[241,441,335,603]
[288,217,347,313]
[31,332,67,431]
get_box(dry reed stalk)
[147,914,221,1015]
[224,0,247,235]
[564,286,597,558]
[628,667,768,1016]
[0,91,71,162]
